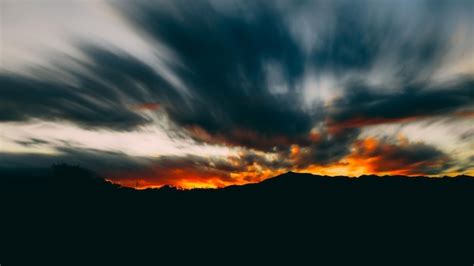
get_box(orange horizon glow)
[110,169,471,190]
[108,136,470,190]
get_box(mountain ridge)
[2,164,474,264]
[1,164,473,193]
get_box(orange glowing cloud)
[107,136,456,190]
[109,153,287,190]
[301,137,453,177]
[131,102,161,111]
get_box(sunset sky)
[1,0,473,189]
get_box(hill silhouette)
[1,164,473,264]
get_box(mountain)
[1,165,473,264]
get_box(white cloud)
[0,120,234,158]
[1,0,156,73]
[360,117,474,162]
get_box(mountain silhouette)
[1,164,473,264]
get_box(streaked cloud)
[1,0,473,188]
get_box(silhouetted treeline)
[1,164,473,265]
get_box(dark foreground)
[1,165,473,265]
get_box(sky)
[1,0,473,189]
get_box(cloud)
[0,145,285,189]
[0,45,188,130]
[14,138,50,147]
[131,103,161,111]
[0,146,151,174]
[114,0,313,149]
[291,128,361,167]
[111,0,473,147]
[3,0,472,139]
[110,155,239,189]
[297,136,456,177]
[328,78,474,129]
[99,150,292,189]
[1,0,473,185]
[0,134,460,189]
[347,137,454,175]
[2,0,157,73]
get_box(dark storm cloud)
[114,0,313,149]
[111,0,473,149]
[0,147,151,174]
[329,78,474,129]
[2,0,470,137]
[306,1,442,76]
[298,128,361,167]
[0,45,185,130]
[237,150,292,171]
[14,138,50,147]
